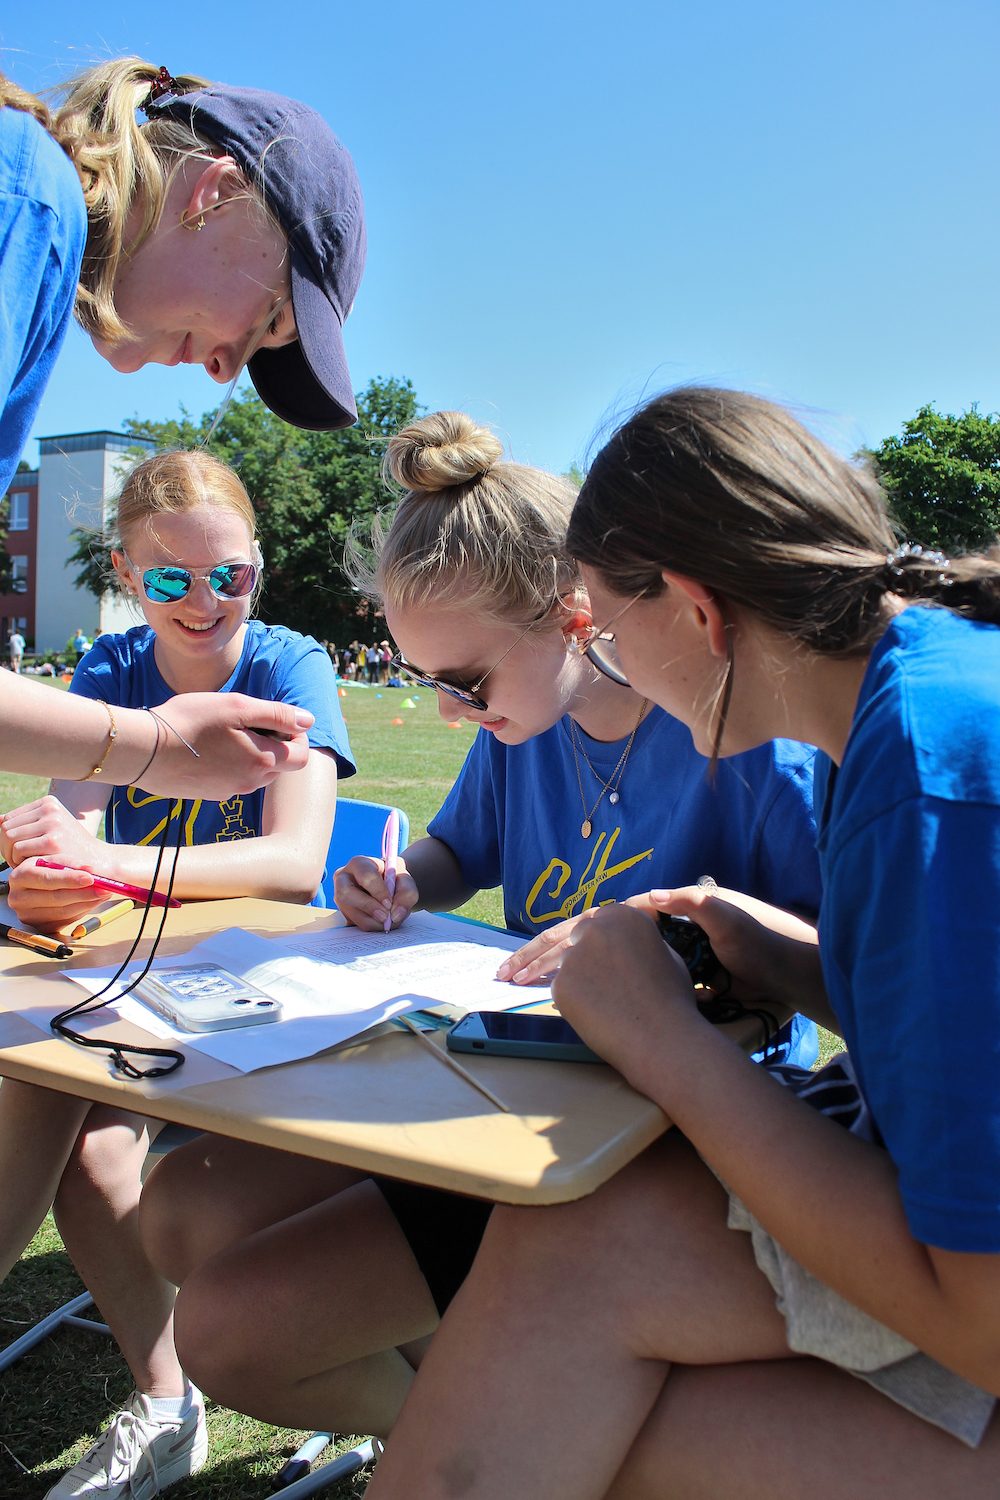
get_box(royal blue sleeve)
[268,636,355,779]
[0,116,86,493]
[427,730,503,892]
[746,745,822,921]
[66,638,127,706]
[822,796,1000,1252]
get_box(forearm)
[96,830,324,904]
[630,1009,1000,1390]
[0,676,157,785]
[405,837,479,912]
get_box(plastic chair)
[321,797,410,909]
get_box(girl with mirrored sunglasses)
[137,410,824,1447]
[0,448,354,1498]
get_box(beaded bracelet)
[81,701,119,781]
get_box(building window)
[8,491,29,530]
[10,555,28,593]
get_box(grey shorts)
[722,1055,996,1448]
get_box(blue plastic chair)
[321,797,410,909]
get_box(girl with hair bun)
[137,410,823,1448]
[363,387,1000,1500]
[0,449,353,1499]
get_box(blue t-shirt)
[814,606,1000,1253]
[71,621,355,902]
[0,108,86,493]
[429,707,822,1065]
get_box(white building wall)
[34,433,155,654]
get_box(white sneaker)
[44,1390,208,1499]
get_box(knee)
[139,1143,214,1287]
[173,1261,267,1411]
[54,1108,146,1209]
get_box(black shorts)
[374,1176,493,1315]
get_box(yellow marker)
[69,899,135,940]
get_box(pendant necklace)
[569,698,650,839]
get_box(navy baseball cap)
[146,82,366,430]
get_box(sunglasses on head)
[127,557,261,604]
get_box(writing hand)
[333,854,419,931]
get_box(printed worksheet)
[55,912,546,1073]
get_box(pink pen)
[36,859,182,909]
[381,810,400,934]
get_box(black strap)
[49,800,188,1078]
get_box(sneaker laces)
[74,1401,165,1489]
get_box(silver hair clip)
[884,542,952,587]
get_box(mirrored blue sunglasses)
[131,559,261,604]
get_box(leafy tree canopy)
[869,403,1000,553]
[70,377,420,641]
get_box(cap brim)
[248,258,357,430]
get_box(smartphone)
[446,1010,601,1063]
[133,963,283,1032]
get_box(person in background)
[7,627,25,672]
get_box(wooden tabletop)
[0,897,673,1205]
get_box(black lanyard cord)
[50,800,188,1078]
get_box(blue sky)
[4,0,998,476]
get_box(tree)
[69,377,421,639]
[869,404,1000,553]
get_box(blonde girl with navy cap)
[0,57,364,793]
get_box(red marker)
[35,859,181,909]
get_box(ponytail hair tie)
[883,542,952,591]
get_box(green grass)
[0,681,835,1494]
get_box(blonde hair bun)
[386,411,504,494]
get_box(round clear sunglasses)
[574,587,649,687]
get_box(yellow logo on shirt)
[523,828,653,927]
[126,790,202,846]
[123,790,255,845]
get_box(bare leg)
[173,1178,440,1436]
[607,1359,1000,1500]
[0,1077,89,1281]
[53,1106,185,1395]
[365,1134,794,1500]
[140,1134,364,1287]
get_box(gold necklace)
[569,698,649,839]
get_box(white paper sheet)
[55,911,544,1073]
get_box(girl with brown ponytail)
[362,387,1000,1500]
